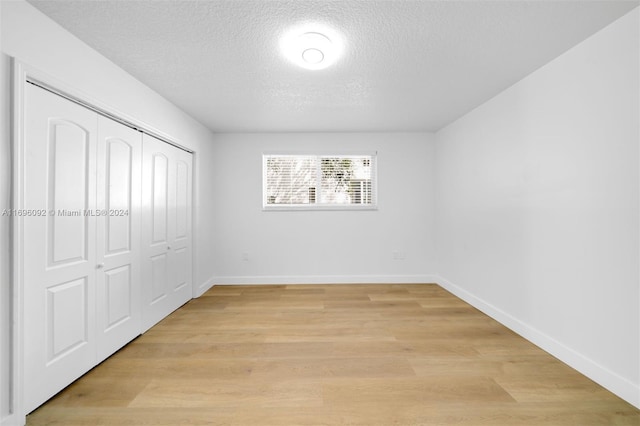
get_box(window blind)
[263,154,377,210]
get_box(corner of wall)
[434,275,640,409]
[431,8,639,409]
[195,276,216,297]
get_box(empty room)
[1,0,639,425]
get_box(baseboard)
[435,275,640,409]
[211,274,438,285]
[194,276,216,297]
[0,413,25,426]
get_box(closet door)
[170,147,193,311]
[95,116,142,362]
[22,85,144,413]
[23,84,98,413]
[141,134,192,331]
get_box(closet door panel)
[142,135,172,330]
[173,247,189,292]
[168,152,192,309]
[175,160,189,240]
[142,135,192,331]
[46,278,89,358]
[105,139,132,252]
[151,153,169,245]
[103,265,132,327]
[48,120,91,264]
[23,84,98,413]
[95,116,142,362]
[150,253,169,302]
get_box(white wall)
[210,132,437,284]
[0,1,217,424]
[0,0,12,419]
[435,8,639,408]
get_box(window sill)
[262,204,378,212]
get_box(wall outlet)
[242,252,249,261]
[392,250,406,260]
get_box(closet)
[21,83,193,413]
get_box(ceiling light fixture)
[280,25,343,70]
[302,47,324,64]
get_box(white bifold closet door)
[95,117,142,360]
[141,134,193,331]
[23,84,142,413]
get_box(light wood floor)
[27,284,639,425]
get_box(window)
[263,153,377,210]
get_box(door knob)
[167,245,171,250]
[96,263,104,269]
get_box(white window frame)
[262,151,378,211]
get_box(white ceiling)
[27,0,639,133]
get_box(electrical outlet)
[242,252,249,261]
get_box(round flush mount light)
[302,47,324,64]
[280,25,343,70]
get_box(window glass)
[263,154,377,210]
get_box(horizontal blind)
[264,154,376,208]
[265,155,318,205]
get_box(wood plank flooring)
[27,284,640,425]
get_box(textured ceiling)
[27,0,639,133]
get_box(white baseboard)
[211,274,439,285]
[0,413,25,426]
[435,275,640,409]
[194,276,216,297]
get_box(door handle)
[96,263,104,269]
